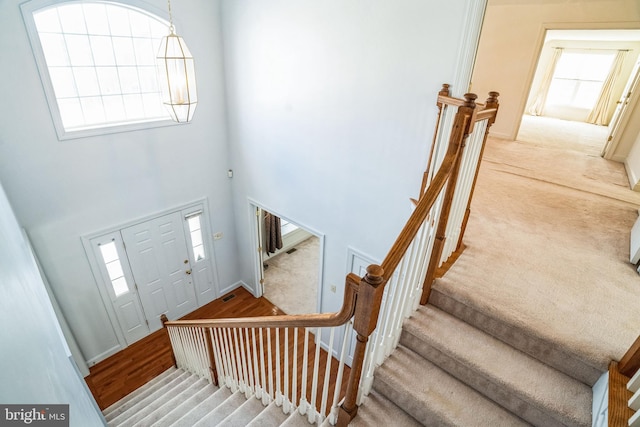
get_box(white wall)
[472,0,640,141]
[0,180,105,425]
[0,0,238,366]
[626,130,640,190]
[221,0,485,317]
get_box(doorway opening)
[251,204,323,315]
[518,29,640,157]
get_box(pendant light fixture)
[156,0,197,123]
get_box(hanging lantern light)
[156,0,197,123]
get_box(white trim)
[86,344,122,368]
[450,0,487,97]
[247,198,325,314]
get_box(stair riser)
[372,374,458,427]
[429,288,601,385]
[400,329,568,427]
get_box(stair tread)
[129,377,210,427]
[150,383,217,427]
[351,389,421,427]
[216,395,266,426]
[246,401,289,427]
[375,345,532,427]
[192,390,246,426]
[171,386,233,427]
[108,370,192,425]
[430,283,602,385]
[281,409,316,426]
[104,367,181,421]
[401,304,592,426]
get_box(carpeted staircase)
[104,281,594,426]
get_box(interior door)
[122,212,197,331]
[602,59,640,157]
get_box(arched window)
[22,0,175,139]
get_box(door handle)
[185,269,192,275]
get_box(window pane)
[103,95,127,122]
[573,81,602,108]
[105,259,124,281]
[65,34,93,66]
[49,67,77,98]
[39,33,69,67]
[193,245,205,261]
[133,38,155,65]
[90,36,116,66]
[123,94,145,119]
[113,37,136,66]
[96,67,121,95]
[73,67,100,96]
[138,67,158,92]
[81,96,106,125]
[129,12,152,37]
[107,7,131,36]
[57,98,84,128]
[33,8,61,33]
[142,93,164,117]
[83,3,110,35]
[191,230,203,246]
[99,241,119,263]
[546,79,575,105]
[188,216,201,232]
[58,4,86,34]
[111,277,129,297]
[118,67,140,93]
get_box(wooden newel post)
[337,264,386,427]
[420,93,478,306]
[160,314,178,368]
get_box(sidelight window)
[99,240,129,296]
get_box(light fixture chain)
[167,0,174,32]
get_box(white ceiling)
[546,29,640,42]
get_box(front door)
[121,212,198,331]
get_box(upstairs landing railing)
[162,86,499,426]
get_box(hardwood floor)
[86,287,350,413]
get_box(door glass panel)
[99,241,130,296]
[187,214,206,261]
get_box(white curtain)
[527,48,563,116]
[587,50,628,126]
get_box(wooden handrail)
[165,273,360,329]
[619,335,640,378]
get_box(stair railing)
[608,335,640,427]
[162,87,499,426]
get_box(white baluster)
[298,328,310,415]
[330,321,352,424]
[320,327,336,421]
[284,327,290,413]
[209,328,225,387]
[275,327,282,405]
[244,328,255,395]
[308,327,322,424]
[267,327,274,401]
[259,328,269,405]
[292,327,298,409]
[223,328,239,392]
[233,328,246,393]
[252,328,262,399]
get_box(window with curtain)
[22,0,174,139]
[545,51,616,109]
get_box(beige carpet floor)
[437,115,640,373]
[263,236,320,315]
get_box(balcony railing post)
[161,314,177,368]
[337,265,385,427]
[420,93,478,305]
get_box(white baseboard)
[86,344,122,368]
[488,130,512,140]
[219,280,257,298]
